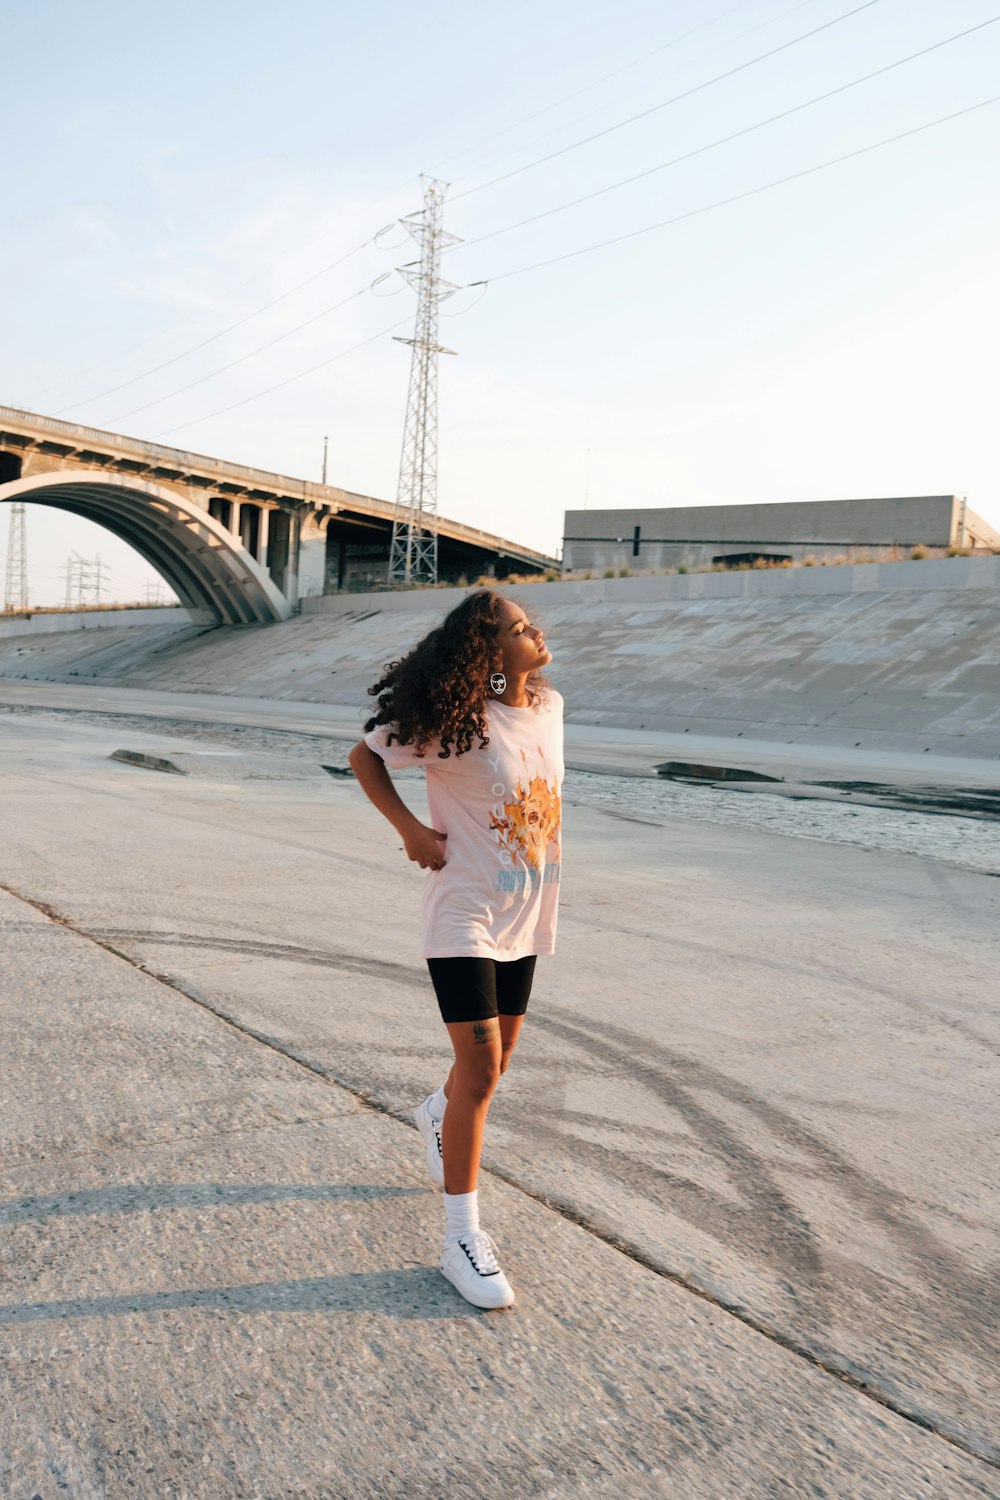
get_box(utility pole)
[388,176,462,587]
[321,435,328,487]
[3,502,28,612]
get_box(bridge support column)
[265,509,290,595]
[238,504,260,560]
[284,511,300,603]
[297,511,327,599]
[257,506,270,567]
[231,501,241,540]
[207,496,234,531]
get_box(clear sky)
[2,0,998,605]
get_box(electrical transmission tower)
[63,552,108,608]
[388,176,462,587]
[142,579,168,606]
[3,502,28,612]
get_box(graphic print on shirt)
[486,741,561,896]
[489,775,561,868]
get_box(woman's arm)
[347,742,420,836]
[347,742,448,870]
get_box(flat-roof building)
[561,496,1000,574]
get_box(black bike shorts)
[425,955,537,1024]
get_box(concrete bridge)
[0,406,559,625]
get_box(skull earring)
[489,671,506,695]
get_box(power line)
[450,16,1000,257]
[144,91,997,447]
[150,314,415,440]
[16,5,844,436]
[62,10,784,429]
[445,0,822,194]
[114,6,864,436]
[29,192,423,410]
[464,94,1000,286]
[20,8,816,420]
[52,226,401,419]
[450,0,883,204]
[27,11,763,414]
[432,0,761,174]
[98,275,394,428]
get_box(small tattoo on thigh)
[472,1020,496,1045]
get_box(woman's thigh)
[494,955,537,1017]
[426,955,537,1024]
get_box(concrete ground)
[0,705,998,1499]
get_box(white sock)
[427,1082,449,1119]
[443,1188,480,1245]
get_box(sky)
[2,0,998,605]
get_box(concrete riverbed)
[0,699,997,1498]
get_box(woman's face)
[498,599,551,676]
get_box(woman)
[347,588,562,1309]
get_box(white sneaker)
[412,1096,444,1189]
[440,1231,515,1309]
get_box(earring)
[489,671,506,695]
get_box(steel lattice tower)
[3,502,28,612]
[388,176,462,587]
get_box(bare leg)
[440,1018,501,1195]
[498,1013,525,1074]
[441,1011,524,1102]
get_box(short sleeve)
[363,721,438,770]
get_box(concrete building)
[562,496,1000,574]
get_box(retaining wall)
[1,559,997,758]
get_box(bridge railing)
[0,404,296,492]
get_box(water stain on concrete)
[655,761,1000,822]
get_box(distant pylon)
[3,502,28,612]
[62,551,107,608]
[388,176,462,587]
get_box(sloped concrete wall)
[1,558,997,757]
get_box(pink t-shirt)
[364,686,564,960]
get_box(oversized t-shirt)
[363,685,564,961]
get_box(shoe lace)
[461,1230,501,1276]
[425,1109,443,1156]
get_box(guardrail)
[0,404,295,490]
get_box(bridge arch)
[0,472,291,624]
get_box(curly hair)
[362,589,552,759]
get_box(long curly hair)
[362,589,552,759]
